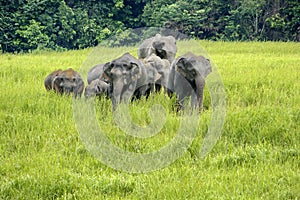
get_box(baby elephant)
[144,53,170,92]
[44,68,84,98]
[84,78,111,99]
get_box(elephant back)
[87,63,105,84]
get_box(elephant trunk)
[111,79,124,111]
[195,76,205,109]
[63,82,76,96]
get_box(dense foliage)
[1,0,299,52]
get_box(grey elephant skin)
[44,68,84,98]
[87,63,105,84]
[84,78,110,98]
[138,34,177,64]
[85,63,111,98]
[103,52,153,110]
[168,52,212,110]
[143,53,170,92]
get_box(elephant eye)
[72,77,76,82]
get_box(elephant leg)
[191,93,198,108]
[154,82,161,93]
[160,75,169,93]
[177,93,188,111]
[136,84,150,99]
[112,95,120,111]
[121,83,136,103]
[121,90,135,103]
[74,80,84,98]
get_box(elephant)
[103,52,153,110]
[85,63,111,98]
[168,52,212,110]
[133,57,159,99]
[87,63,105,84]
[44,68,84,98]
[143,53,170,92]
[44,69,62,91]
[84,78,111,99]
[138,34,177,64]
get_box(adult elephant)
[44,68,84,98]
[168,52,212,110]
[103,52,154,110]
[87,63,105,84]
[138,34,177,64]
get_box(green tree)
[264,0,300,41]
[1,0,299,53]
[143,0,222,39]
[15,19,49,51]
[0,0,25,52]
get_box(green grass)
[0,41,299,199]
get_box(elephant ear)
[94,80,101,93]
[177,57,186,65]
[102,62,113,81]
[204,58,212,78]
[176,57,187,72]
[196,56,212,78]
[74,76,85,96]
[52,75,64,94]
[73,72,82,83]
[129,62,141,81]
[153,41,167,59]
[176,57,198,81]
[44,70,61,90]
[152,41,165,50]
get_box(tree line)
[1,0,299,53]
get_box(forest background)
[1,0,299,53]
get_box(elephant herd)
[44,34,212,111]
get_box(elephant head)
[176,53,211,80]
[44,69,62,91]
[84,78,110,99]
[143,53,170,92]
[169,52,212,109]
[103,52,143,110]
[138,34,177,64]
[45,68,84,98]
[152,35,177,63]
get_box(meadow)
[0,40,299,199]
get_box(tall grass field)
[0,41,299,199]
